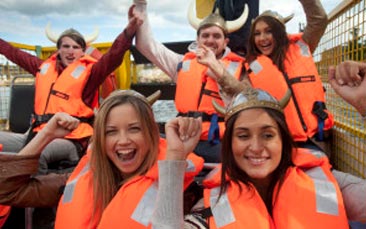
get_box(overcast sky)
[0,0,342,47]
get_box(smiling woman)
[152,87,350,228]
[0,89,204,228]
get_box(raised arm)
[300,0,328,53]
[152,117,201,229]
[0,113,79,207]
[133,0,184,81]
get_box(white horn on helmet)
[45,22,99,44]
[187,0,249,34]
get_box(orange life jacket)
[247,35,333,142]
[55,138,204,229]
[0,205,11,228]
[176,51,244,140]
[202,148,348,228]
[33,54,97,139]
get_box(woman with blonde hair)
[0,90,204,228]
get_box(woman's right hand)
[41,112,80,139]
[165,117,202,160]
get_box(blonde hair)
[90,90,160,217]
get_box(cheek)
[105,136,116,151]
[232,138,247,156]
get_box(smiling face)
[231,108,282,186]
[58,36,85,66]
[104,103,149,178]
[253,20,275,56]
[197,25,229,58]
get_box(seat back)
[8,75,35,133]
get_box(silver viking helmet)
[187,0,249,34]
[213,87,291,122]
[45,22,99,48]
[253,10,294,26]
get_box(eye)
[213,33,222,39]
[105,129,117,136]
[129,125,141,133]
[238,134,249,139]
[262,132,275,140]
[235,130,249,139]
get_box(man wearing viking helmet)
[0,5,142,175]
[132,0,249,163]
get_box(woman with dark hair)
[152,87,349,228]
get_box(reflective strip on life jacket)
[227,62,240,75]
[297,40,311,57]
[249,60,263,74]
[186,159,196,172]
[62,163,90,203]
[85,46,95,55]
[71,65,86,79]
[39,63,50,75]
[304,166,339,216]
[209,187,235,228]
[308,148,327,159]
[182,60,191,71]
[131,182,158,226]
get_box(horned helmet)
[252,10,294,26]
[187,0,249,35]
[110,89,162,107]
[45,22,99,50]
[213,86,291,122]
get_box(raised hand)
[125,5,144,39]
[196,44,225,81]
[329,64,366,116]
[165,117,202,160]
[41,112,80,139]
[334,60,366,86]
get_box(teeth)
[250,158,266,163]
[117,149,133,155]
[117,150,135,161]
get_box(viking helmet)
[213,87,291,121]
[187,0,249,34]
[253,10,294,26]
[110,89,162,107]
[45,22,99,49]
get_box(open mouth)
[117,149,137,162]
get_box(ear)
[224,37,230,46]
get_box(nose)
[116,131,131,145]
[249,137,264,153]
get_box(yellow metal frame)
[315,0,366,178]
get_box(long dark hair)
[219,108,294,215]
[246,16,289,74]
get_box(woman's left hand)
[165,117,202,160]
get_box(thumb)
[328,66,341,93]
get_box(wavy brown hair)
[90,90,160,219]
[246,16,289,74]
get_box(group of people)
[0,0,365,228]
